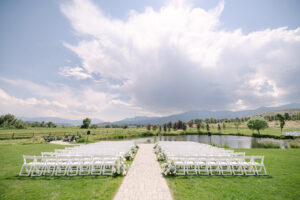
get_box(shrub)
[256,141,280,149]
[76,137,86,143]
[289,142,300,148]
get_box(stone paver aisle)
[114,144,173,200]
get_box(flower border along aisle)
[154,143,176,176]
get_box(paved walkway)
[114,144,173,200]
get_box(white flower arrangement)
[161,160,176,176]
[154,146,162,154]
[157,152,166,161]
[125,151,134,160]
[113,156,127,176]
[125,144,139,161]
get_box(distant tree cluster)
[0,114,56,129]
[263,112,300,121]
[189,117,251,125]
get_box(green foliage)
[153,124,158,131]
[75,137,86,143]
[222,123,226,130]
[122,124,128,129]
[247,118,268,134]
[255,141,280,149]
[290,142,300,148]
[90,124,98,129]
[81,118,91,129]
[233,118,241,133]
[206,123,210,132]
[217,124,221,132]
[0,113,57,129]
[276,114,285,134]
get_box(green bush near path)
[166,149,300,200]
[0,143,123,200]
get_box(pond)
[130,135,291,149]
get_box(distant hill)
[113,103,300,125]
[19,117,103,126]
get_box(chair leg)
[19,165,32,176]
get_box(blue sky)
[0,0,299,121]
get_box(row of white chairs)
[19,141,136,176]
[19,155,118,176]
[170,155,267,175]
[157,141,267,176]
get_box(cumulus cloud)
[59,0,300,115]
[0,78,118,119]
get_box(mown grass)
[166,149,300,200]
[0,124,299,141]
[0,143,123,200]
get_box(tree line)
[0,114,57,129]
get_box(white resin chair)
[79,156,92,175]
[31,156,44,176]
[91,156,105,175]
[55,156,69,176]
[19,156,35,176]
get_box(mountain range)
[18,103,300,126]
[19,117,103,126]
[112,103,300,125]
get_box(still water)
[131,135,290,149]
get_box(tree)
[90,124,98,129]
[196,123,200,132]
[153,124,158,131]
[122,124,128,129]
[81,118,91,129]
[276,114,285,134]
[201,122,205,130]
[167,122,172,132]
[146,124,151,131]
[233,119,241,133]
[46,121,56,128]
[222,123,226,130]
[188,121,193,129]
[284,112,290,120]
[217,124,221,132]
[183,123,187,131]
[247,118,268,134]
[206,123,210,133]
[176,120,183,129]
[163,123,167,132]
[173,122,177,130]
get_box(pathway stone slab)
[114,144,173,200]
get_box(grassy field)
[0,143,124,200]
[0,121,300,140]
[166,148,300,200]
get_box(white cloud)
[59,0,300,115]
[2,0,299,122]
[59,66,92,79]
[0,78,118,120]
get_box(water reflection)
[130,135,289,149]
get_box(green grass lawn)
[1,125,299,141]
[166,149,300,200]
[0,143,123,200]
